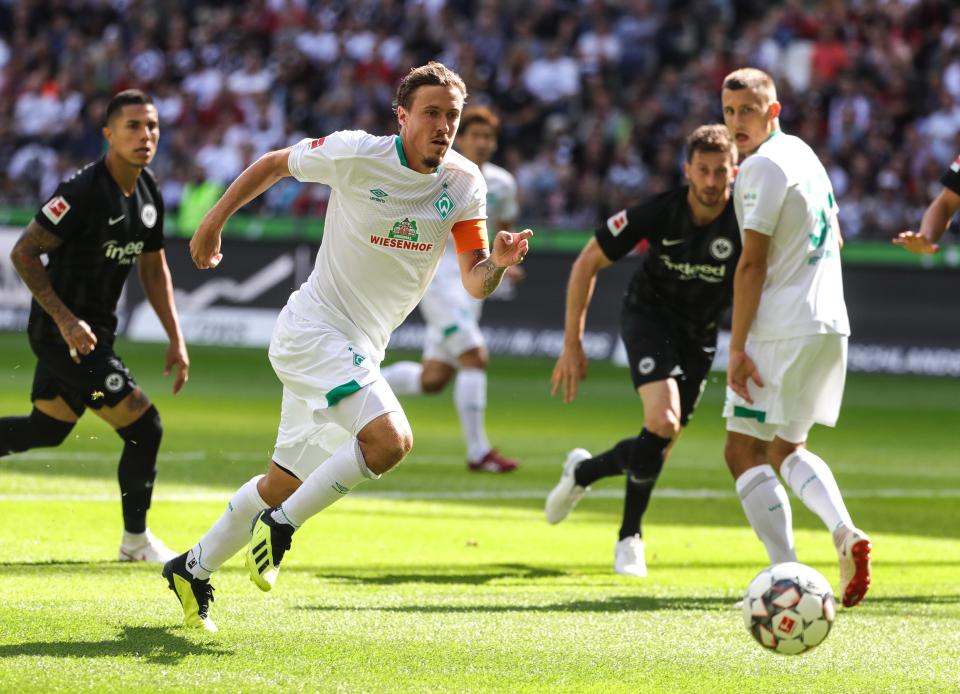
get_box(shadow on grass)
[297,594,735,614]
[316,563,566,586]
[0,625,229,664]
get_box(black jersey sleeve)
[940,156,960,196]
[594,193,668,262]
[33,177,89,240]
[143,170,165,252]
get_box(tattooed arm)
[10,221,97,361]
[458,229,533,299]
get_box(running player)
[382,106,522,473]
[546,125,740,576]
[894,152,960,254]
[162,63,531,631]
[2,90,187,562]
[720,67,871,607]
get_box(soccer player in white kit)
[382,106,523,472]
[720,68,872,608]
[161,62,532,631]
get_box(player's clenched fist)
[189,221,224,269]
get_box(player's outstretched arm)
[727,230,768,404]
[459,229,533,299]
[10,221,96,363]
[190,148,294,269]
[894,188,960,255]
[550,239,612,404]
[138,250,189,394]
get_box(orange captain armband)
[451,219,488,254]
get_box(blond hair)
[721,67,778,105]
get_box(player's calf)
[0,409,75,456]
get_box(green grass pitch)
[0,333,957,692]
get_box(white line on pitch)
[0,488,958,502]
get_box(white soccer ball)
[742,562,836,655]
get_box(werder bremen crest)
[388,218,419,241]
[433,190,454,219]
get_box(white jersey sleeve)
[737,157,787,236]
[287,130,367,185]
[480,162,518,227]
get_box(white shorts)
[724,333,847,443]
[269,307,404,479]
[419,276,485,366]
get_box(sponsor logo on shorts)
[309,137,325,149]
[639,357,655,375]
[103,239,145,265]
[433,191,455,219]
[710,237,734,260]
[105,373,125,393]
[141,203,158,228]
[606,209,628,237]
[41,196,71,225]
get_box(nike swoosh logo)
[108,215,125,225]
[662,238,685,246]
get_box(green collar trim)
[395,136,409,168]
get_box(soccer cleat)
[467,449,519,473]
[614,534,648,577]
[246,509,294,592]
[836,527,872,608]
[118,528,177,563]
[544,448,592,524]
[162,553,217,632]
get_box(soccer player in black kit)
[2,90,188,562]
[546,125,740,576]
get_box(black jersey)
[941,155,960,195]
[595,186,741,337]
[28,157,164,342]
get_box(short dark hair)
[459,106,499,136]
[105,89,155,124]
[686,124,737,163]
[721,67,777,105]
[393,62,467,114]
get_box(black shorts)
[621,309,717,426]
[29,336,138,417]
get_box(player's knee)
[359,416,413,475]
[458,347,487,370]
[117,406,163,452]
[644,411,681,440]
[421,374,449,394]
[0,409,76,455]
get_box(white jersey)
[286,130,487,361]
[734,131,850,340]
[430,161,518,294]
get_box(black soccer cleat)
[245,509,294,592]
[162,552,218,632]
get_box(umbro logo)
[369,188,388,204]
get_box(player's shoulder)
[306,130,394,158]
[56,159,102,195]
[442,149,486,192]
[480,161,516,187]
[630,186,687,218]
[139,165,162,195]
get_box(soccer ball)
[742,562,836,655]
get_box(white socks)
[187,474,269,580]
[456,368,491,462]
[781,448,853,534]
[736,465,797,564]
[274,437,378,528]
[381,361,424,395]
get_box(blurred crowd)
[0,0,959,240]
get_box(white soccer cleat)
[614,534,648,577]
[119,529,178,563]
[835,527,872,608]
[544,448,592,524]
